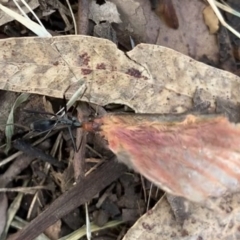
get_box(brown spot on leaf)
[96,63,106,70]
[142,222,155,230]
[181,229,189,237]
[82,69,92,75]
[126,68,142,78]
[111,66,117,71]
[52,61,59,66]
[79,52,90,66]
[12,50,17,56]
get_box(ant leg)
[68,126,77,152]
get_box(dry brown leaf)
[89,0,122,24]
[112,0,218,62]
[1,31,240,240]
[123,194,240,240]
[0,35,239,114]
[203,5,219,34]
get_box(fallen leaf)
[123,194,240,240]
[82,113,240,203]
[89,0,122,24]
[112,0,218,62]
[0,35,239,115]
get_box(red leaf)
[84,114,240,202]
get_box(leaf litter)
[1,1,240,240]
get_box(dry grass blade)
[27,132,62,220]
[207,0,240,39]
[0,186,51,194]
[15,0,45,29]
[0,180,29,240]
[5,93,30,154]
[57,83,87,116]
[59,220,124,240]
[65,0,77,34]
[10,216,50,240]
[85,203,91,240]
[0,2,51,37]
[215,1,240,17]
[66,83,87,111]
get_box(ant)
[24,84,87,152]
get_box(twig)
[77,0,90,34]
[9,159,127,240]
